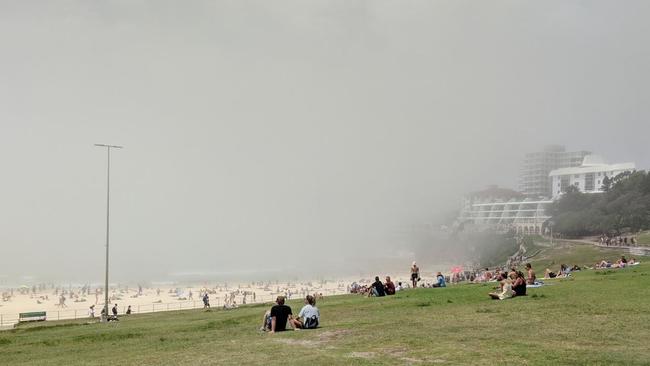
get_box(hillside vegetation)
[548,170,650,237]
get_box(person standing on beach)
[112,304,118,316]
[203,293,210,309]
[411,262,420,288]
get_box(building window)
[574,174,581,178]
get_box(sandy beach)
[0,270,446,326]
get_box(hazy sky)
[1,1,649,282]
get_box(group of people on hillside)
[488,263,537,300]
[600,234,637,246]
[261,295,320,333]
[543,264,580,279]
[594,256,638,269]
[348,261,448,297]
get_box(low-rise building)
[458,186,551,235]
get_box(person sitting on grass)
[396,282,403,292]
[525,263,536,285]
[481,268,493,282]
[488,278,514,300]
[431,272,446,288]
[269,296,293,333]
[544,268,557,278]
[495,271,508,282]
[289,295,320,330]
[618,256,628,268]
[384,276,396,295]
[369,276,386,297]
[558,264,570,277]
[512,271,527,296]
[596,260,611,269]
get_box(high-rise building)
[518,145,590,198]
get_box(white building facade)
[549,155,635,199]
[459,198,552,235]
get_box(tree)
[549,170,650,237]
[601,176,612,192]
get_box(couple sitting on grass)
[367,276,397,297]
[488,269,526,300]
[262,295,320,333]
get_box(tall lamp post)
[95,144,123,321]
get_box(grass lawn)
[526,240,639,271]
[636,231,650,245]
[2,262,650,365]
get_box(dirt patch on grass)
[318,329,351,342]
[275,338,321,347]
[348,351,377,359]
[274,329,352,348]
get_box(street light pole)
[95,144,123,322]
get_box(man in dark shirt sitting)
[270,296,293,333]
[370,276,386,297]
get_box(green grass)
[637,231,650,245]
[525,240,641,271]
[2,263,650,365]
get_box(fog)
[1,1,649,283]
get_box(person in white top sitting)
[289,295,320,329]
[488,279,514,300]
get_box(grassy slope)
[637,231,650,245]
[526,240,640,271]
[2,263,650,365]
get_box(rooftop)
[549,155,635,176]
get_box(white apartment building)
[549,155,635,199]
